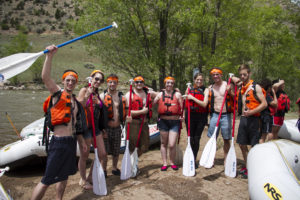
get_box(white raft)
[0,134,81,169]
[247,139,300,200]
[2,118,160,169]
[278,119,300,143]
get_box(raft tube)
[278,119,300,143]
[247,139,300,200]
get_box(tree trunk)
[211,0,221,55]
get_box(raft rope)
[273,140,300,185]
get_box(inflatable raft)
[0,135,81,169]
[278,119,300,143]
[1,118,160,169]
[248,139,300,200]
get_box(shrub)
[16,1,25,10]
[1,23,9,30]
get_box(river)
[0,90,54,147]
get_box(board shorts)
[157,118,180,133]
[41,136,77,185]
[237,116,261,147]
[207,112,232,140]
[261,115,273,134]
[83,128,101,139]
[273,116,284,126]
[104,126,122,156]
[129,119,149,153]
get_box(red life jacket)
[208,85,234,114]
[237,82,266,117]
[158,90,181,116]
[185,86,207,113]
[43,90,72,127]
[131,89,152,119]
[103,91,126,123]
[277,92,290,112]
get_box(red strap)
[216,77,232,127]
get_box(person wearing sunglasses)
[125,75,158,175]
[153,76,183,171]
[77,70,107,190]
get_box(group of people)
[30,45,292,200]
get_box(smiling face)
[211,72,222,84]
[194,75,203,88]
[62,75,77,93]
[134,80,145,90]
[165,80,175,91]
[92,72,104,88]
[107,79,118,91]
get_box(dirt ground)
[1,122,249,200]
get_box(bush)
[16,1,25,10]
[36,27,46,34]
[55,8,65,20]
[1,23,9,30]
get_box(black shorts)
[41,136,77,185]
[261,115,273,134]
[237,116,261,147]
[157,119,180,133]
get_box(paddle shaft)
[5,112,21,139]
[43,24,115,54]
[126,83,133,140]
[87,80,98,148]
[177,99,185,144]
[135,93,150,147]
[215,76,233,128]
[232,85,237,137]
[187,88,191,137]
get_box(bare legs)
[160,131,178,166]
[31,181,67,200]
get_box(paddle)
[131,93,150,177]
[175,99,184,165]
[121,79,133,180]
[0,22,118,81]
[5,112,21,139]
[0,167,9,177]
[199,73,234,169]
[225,84,237,178]
[87,78,107,196]
[183,83,195,176]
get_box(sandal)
[79,178,93,190]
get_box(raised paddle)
[0,22,118,81]
[131,93,150,178]
[225,84,237,178]
[199,73,234,169]
[121,79,133,180]
[87,78,107,196]
[183,83,195,176]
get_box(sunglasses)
[135,81,144,84]
[94,77,103,82]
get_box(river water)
[0,90,52,147]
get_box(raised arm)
[273,80,284,92]
[42,45,60,95]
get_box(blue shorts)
[207,113,232,140]
[157,119,180,133]
[83,128,101,139]
[41,136,77,185]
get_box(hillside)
[0,0,80,34]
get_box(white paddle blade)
[182,140,195,177]
[92,150,107,196]
[0,52,44,81]
[0,167,9,177]
[130,148,139,178]
[121,141,132,180]
[225,139,237,178]
[175,143,183,165]
[199,129,217,168]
